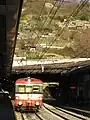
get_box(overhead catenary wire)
[34,0,83,48]
[34,0,84,59]
[25,0,64,61]
[33,0,64,57]
[49,0,90,73]
[37,0,89,60]
[45,11,90,72]
[30,0,89,73]
[31,0,64,46]
[29,0,57,45]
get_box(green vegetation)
[79,15,89,21]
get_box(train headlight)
[18,101,22,106]
[36,102,39,106]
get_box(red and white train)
[14,77,44,111]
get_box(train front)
[14,77,43,111]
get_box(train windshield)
[16,85,43,94]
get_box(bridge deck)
[12,59,90,74]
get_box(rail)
[44,103,89,120]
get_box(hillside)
[15,0,90,59]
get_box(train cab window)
[16,85,43,93]
[0,0,6,5]
[26,86,32,93]
[18,85,25,92]
[16,85,25,93]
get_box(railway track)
[15,109,62,120]
[15,111,45,120]
[35,112,46,120]
[15,104,90,120]
[44,103,90,120]
[15,112,25,120]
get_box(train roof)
[16,77,43,84]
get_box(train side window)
[0,0,6,5]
